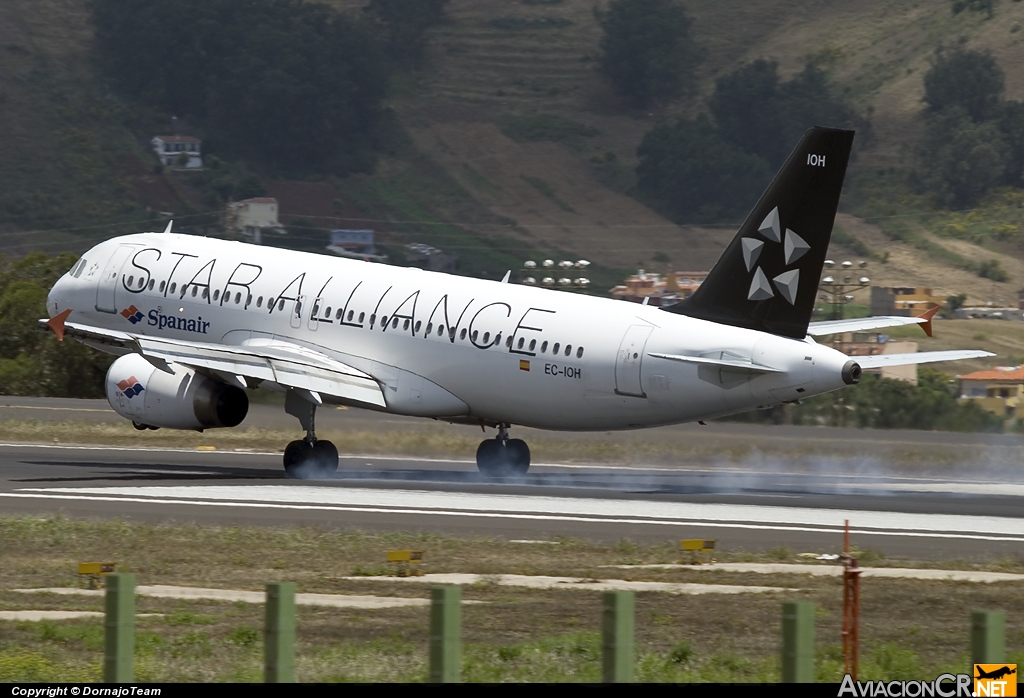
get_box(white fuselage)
[48,233,853,431]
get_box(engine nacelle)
[106,353,249,430]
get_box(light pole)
[521,259,590,291]
[818,260,870,322]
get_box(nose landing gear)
[283,390,339,478]
[476,424,530,477]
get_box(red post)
[841,519,861,679]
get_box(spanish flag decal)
[520,359,530,371]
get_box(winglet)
[916,304,941,338]
[162,219,173,235]
[46,308,72,342]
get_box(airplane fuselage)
[48,233,854,431]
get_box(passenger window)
[191,286,198,297]
[471,330,478,342]
[483,332,490,344]
[427,323,433,334]
[278,298,284,311]
[127,276,134,287]
[202,288,209,299]
[370,314,376,325]
[324,306,331,318]
[541,341,548,353]
[148,279,155,291]
[359,312,365,323]
[236,292,242,304]
[415,321,421,333]
[553,343,560,354]
[267,296,274,308]
[438,325,444,337]
[401,318,408,330]
[529,339,536,351]
[246,294,252,307]
[159,281,166,292]
[494,332,502,346]
[169,283,176,294]
[565,344,572,357]
[506,336,512,348]
[214,289,220,301]
[460,329,467,340]
[257,297,263,308]
[517,338,524,349]
[346,310,353,321]
[138,278,145,289]
[576,347,584,358]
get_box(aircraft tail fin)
[663,127,855,339]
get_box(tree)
[996,100,1024,187]
[917,106,1008,209]
[90,0,391,175]
[634,116,773,223]
[709,60,867,169]
[365,0,448,68]
[0,252,110,398]
[923,47,1004,121]
[594,0,701,108]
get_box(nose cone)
[47,276,70,317]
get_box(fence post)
[429,586,461,683]
[782,600,815,683]
[265,582,296,683]
[971,610,1005,666]
[103,573,135,683]
[602,590,635,683]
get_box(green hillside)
[4,0,1024,307]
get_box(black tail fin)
[664,127,855,339]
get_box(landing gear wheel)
[476,437,531,477]
[283,440,313,478]
[311,440,339,475]
[283,439,338,478]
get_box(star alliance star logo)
[743,206,809,305]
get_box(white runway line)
[604,563,1024,583]
[339,573,787,595]
[6,484,1024,542]
[11,585,432,609]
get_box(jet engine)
[105,353,249,430]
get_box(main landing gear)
[283,390,339,478]
[476,424,530,477]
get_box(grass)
[2,516,1024,681]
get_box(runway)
[1,440,1022,560]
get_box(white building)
[151,135,202,169]
[227,198,282,241]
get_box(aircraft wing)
[39,318,386,408]
[855,350,994,368]
[807,316,929,336]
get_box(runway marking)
[604,563,1024,583]
[12,585,436,609]
[6,485,1024,542]
[337,573,787,595]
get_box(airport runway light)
[523,260,591,291]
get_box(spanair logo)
[741,206,808,306]
[975,664,1017,697]
[117,376,144,399]
[120,305,144,324]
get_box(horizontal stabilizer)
[807,316,929,336]
[855,350,994,368]
[648,352,782,374]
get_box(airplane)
[41,127,993,478]
[975,666,1017,681]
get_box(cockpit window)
[69,258,87,278]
